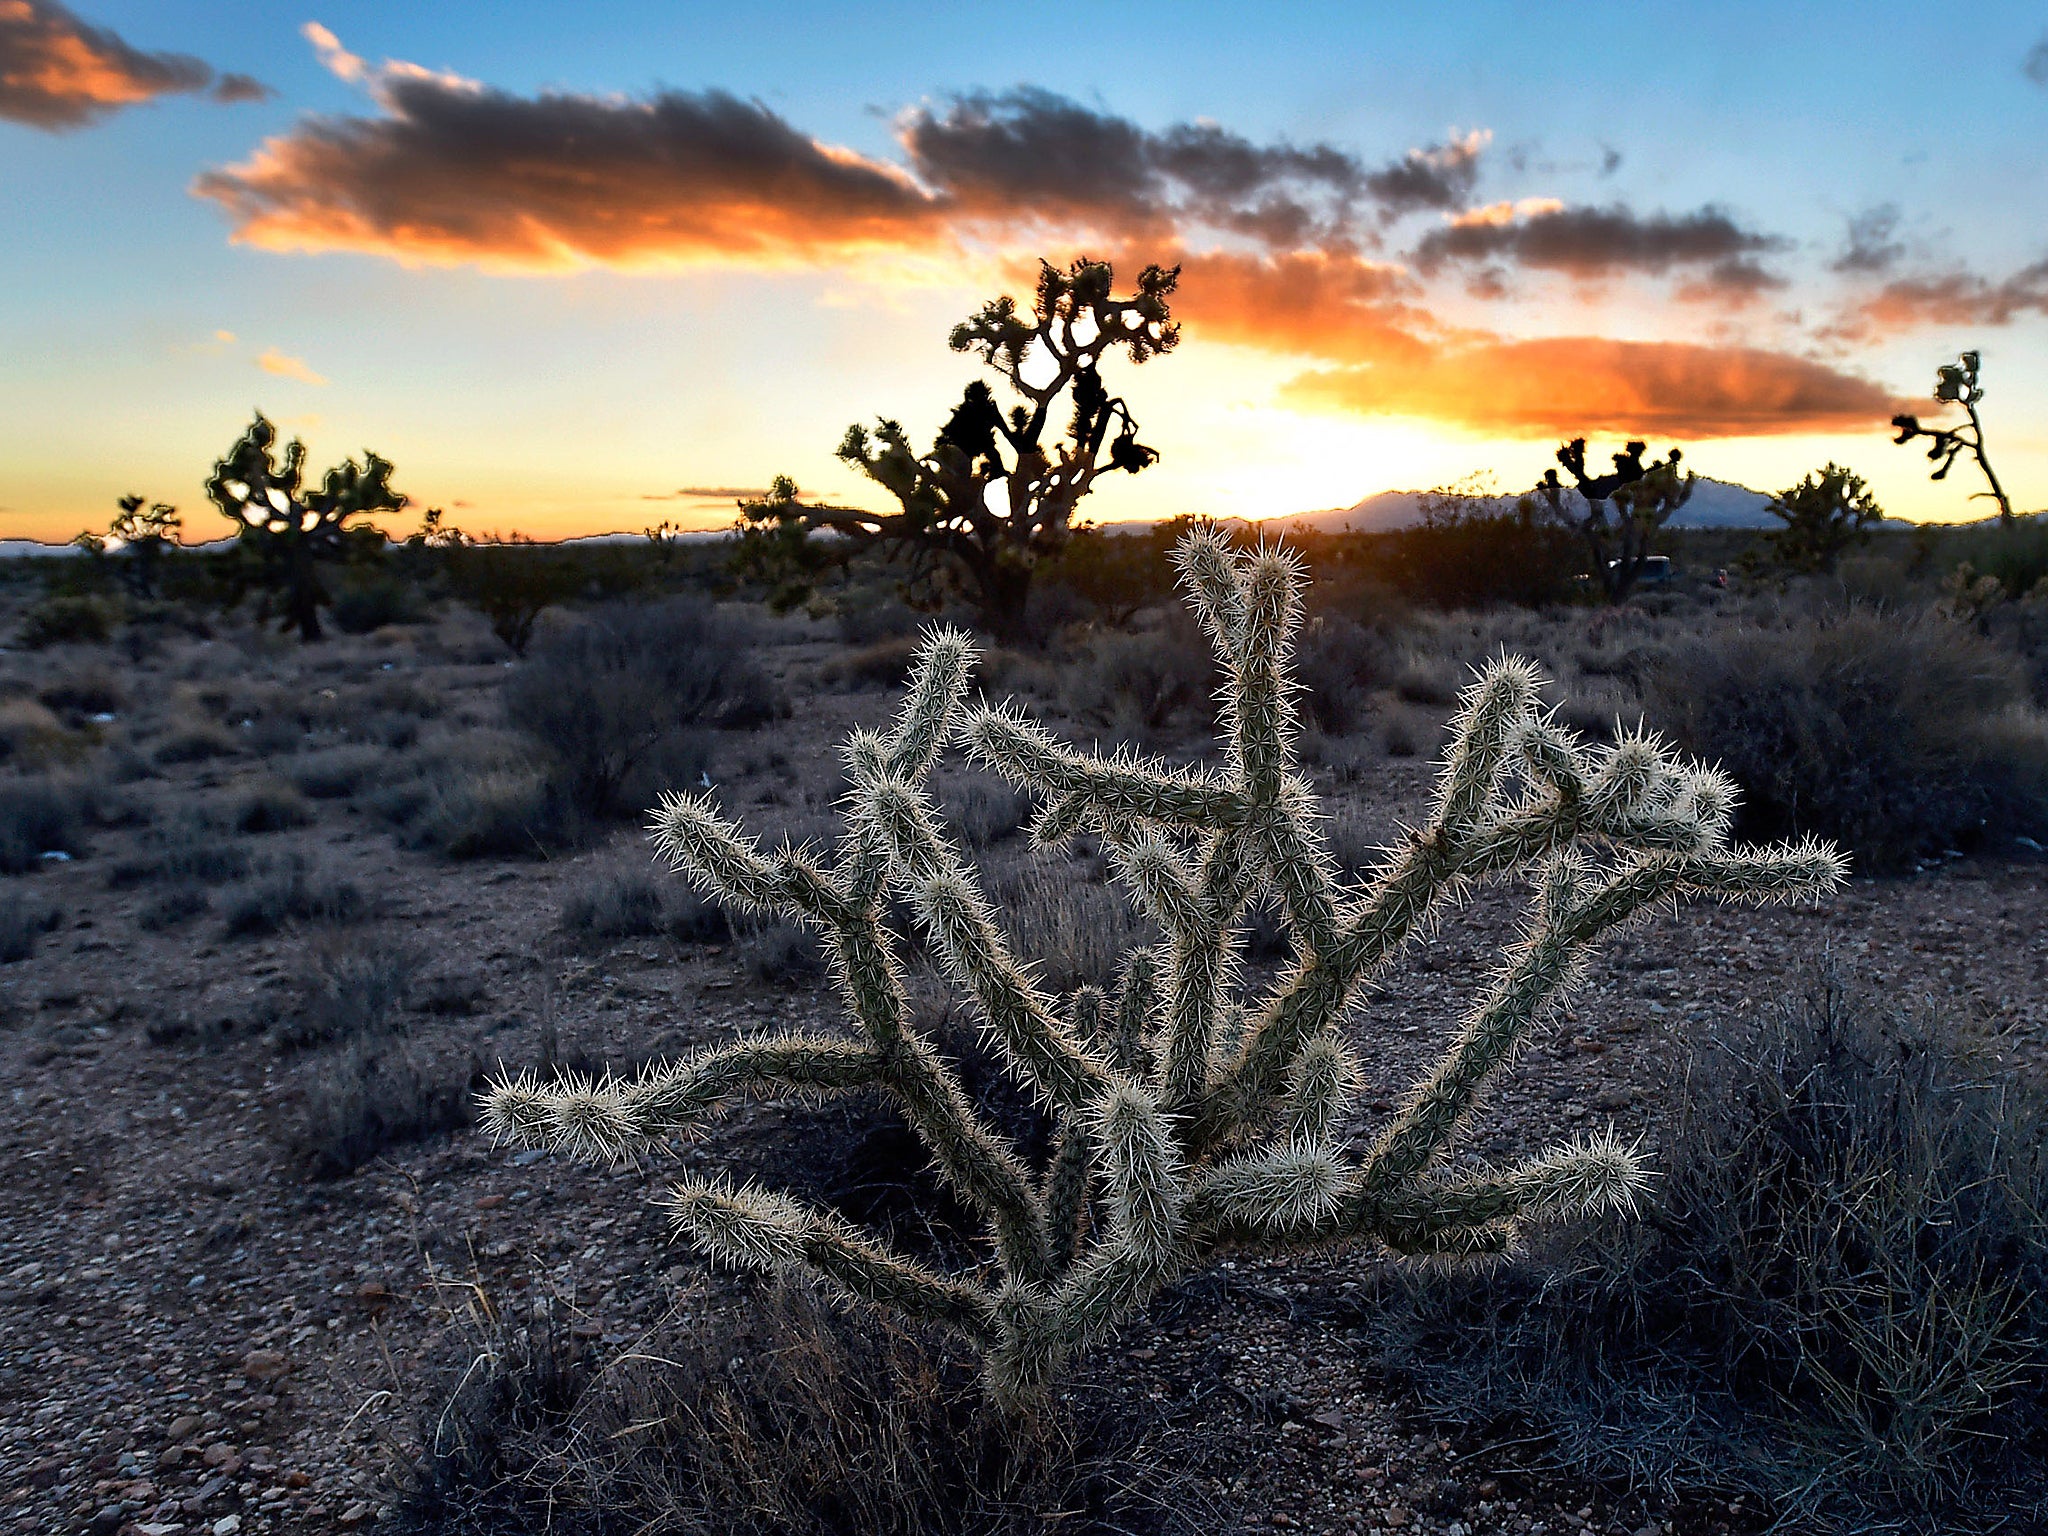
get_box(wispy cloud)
[257,347,327,385]
[1411,202,1786,292]
[0,0,267,130]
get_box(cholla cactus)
[483,530,1845,1405]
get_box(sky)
[2,1,2046,545]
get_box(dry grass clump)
[290,1038,480,1177]
[0,773,95,873]
[559,854,730,946]
[220,855,367,937]
[392,1280,1212,1536]
[821,634,921,690]
[0,697,80,769]
[229,775,315,833]
[1365,972,2048,1532]
[0,889,61,963]
[1642,609,2048,869]
[505,597,782,820]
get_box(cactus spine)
[482,529,1846,1405]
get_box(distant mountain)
[1277,476,1779,535]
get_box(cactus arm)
[962,704,1249,828]
[1043,1123,1096,1272]
[1365,1134,1649,1232]
[668,1178,999,1342]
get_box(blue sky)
[3,1,2044,541]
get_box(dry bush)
[1064,612,1219,737]
[35,664,121,716]
[982,857,1151,992]
[230,776,315,833]
[821,634,922,690]
[561,855,730,947]
[291,1039,480,1177]
[939,771,1032,849]
[0,698,78,769]
[291,744,384,800]
[392,1280,1212,1536]
[1642,610,2048,869]
[220,855,366,937]
[1292,614,1397,735]
[15,594,117,648]
[0,890,60,963]
[1364,972,2048,1533]
[0,774,93,873]
[506,598,780,819]
[275,939,423,1050]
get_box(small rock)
[166,1414,203,1442]
[201,1443,238,1468]
[1382,1508,1409,1529]
[283,1471,311,1489]
[1311,1407,1345,1430]
[240,1348,287,1381]
[339,1499,373,1527]
[212,1516,242,1535]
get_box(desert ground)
[1,531,2044,1536]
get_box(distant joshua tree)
[1759,463,1885,574]
[1530,438,1694,601]
[1891,351,2015,525]
[205,412,405,641]
[107,495,182,598]
[742,258,1180,641]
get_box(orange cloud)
[0,0,266,129]
[1169,249,1443,367]
[1285,336,1908,439]
[257,347,327,386]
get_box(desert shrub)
[221,857,366,936]
[984,860,1151,992]
[1943,516,2048,602]
[152,716,239,765]
[0,891,60,963]
[1391,651,1462,705]
[1067,611,1218,735]
[1364,974,2048,1532]
[560,859,666,943]
[230,776,315,833]
[329,570,429,633]
[1378,515,1582,609]
[406,764,561,858]
[0,698,77,769]
[940,772,1032,848]
[15,594,117,648]
[1379,707,1427,757]
[291,744,383,800]
[506,598,780,819]
[1642,610,2048,868]
[292,1038,479,1176]
[836,596,926,646]
[137,885,211,929]
[276,940,423,1050]
[1293,614,1396,734]
[0,776,91,873]
[106,813,250,888]
[392,1281,1208,1536]
[36,666,120,716]
[821,634,921,690]
[742,919,827,984]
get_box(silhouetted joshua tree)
[1531,438,1694,600]
[107,495,182,599]
[742,258,1179,641]
[1891,351,2014,525]
[205,412,405,641]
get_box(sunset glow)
[4,2,2046,544]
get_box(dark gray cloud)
[1831,204,1904,274]
[1412,202,1786,288]
[2024,32,2048,85]
[195,76,944,268]
[0,0,266,129]
[900,89,1486,242]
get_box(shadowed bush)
[391,1280,1213,1536]
[16,594,118,648]
[221,856,366,936]
[1363,973,2048,1532]
[0,891,60,963]
[0,775,92,873]
[292,1039,479,1176]
[1642,609,2048,869]
[505,598,781,819]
